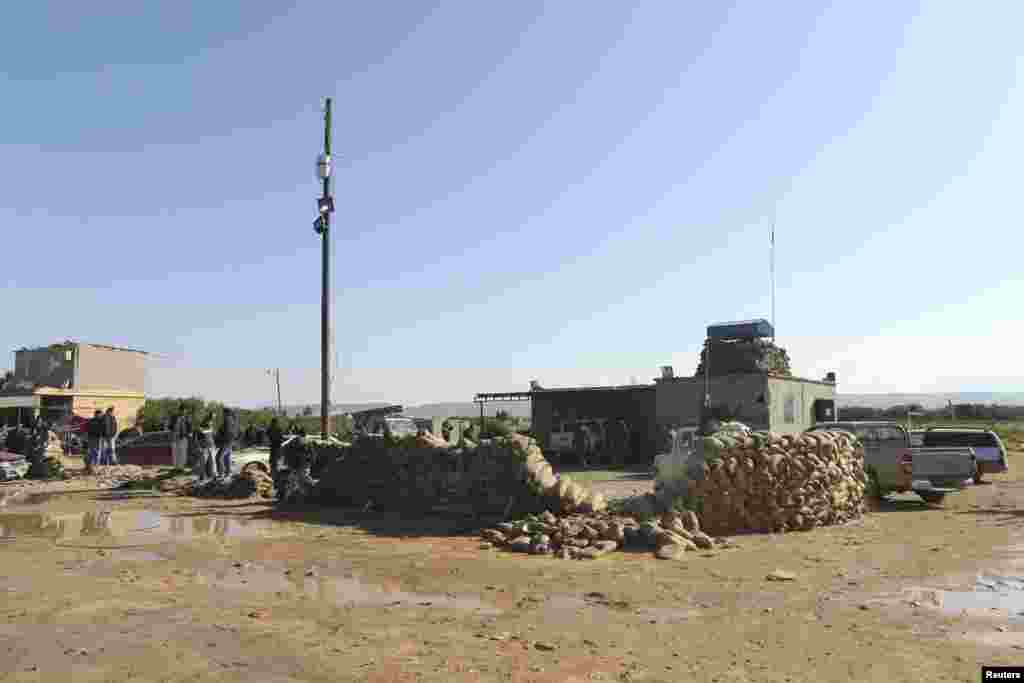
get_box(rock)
[497,522,524,537]
[691,532,715,550]
[578,546,612,560]
[507,537,532,553]
[534,641,557,651]
[766,570,797,582]
[638,522,661,547]
[481,529,507,545]
[591,540,619,553]
[654,529,695,550]
[655,544,687,560]
[479,542,493,550]
[530,543,551,555]
[540,511,557,525]
[602,521,626,544]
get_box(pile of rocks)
[686,429,866,535]
[479,508,726,561]
[188,468,275,500]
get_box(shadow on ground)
[175,503,487,540]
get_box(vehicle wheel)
[919,491,946,505]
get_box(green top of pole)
[324,97,332,157]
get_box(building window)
[784,395,796,424]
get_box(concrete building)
[489,368,836,462]
[653,368,837,435]
[0,341,147,427]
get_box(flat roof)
[526,384,654,395]
[16,341,148,355]
[656,371,836,387]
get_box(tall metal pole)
[320,99,333,438]
[275,369,283,417]
[770,219,776,343]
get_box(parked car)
[922,426,1008,482]
[808,421,976,505]
[116,430,175,467]
[0,450,30,481]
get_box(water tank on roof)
[706,319,774,341]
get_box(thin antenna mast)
[770,219,776,343]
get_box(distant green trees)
[136,397,278,433]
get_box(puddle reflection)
[906,573,1024,621]
[0,510,269,541]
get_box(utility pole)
[770,219,776,343]
[267,369,283,416]
[314,98,335,438]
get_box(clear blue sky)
[3,2,1022,406]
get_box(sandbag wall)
[694,338,793,376]
[312,433,607,517]
[686,430,866,535]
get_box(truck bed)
[911,447,975,489]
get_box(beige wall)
[767,376,836,435]
[75,345,147,393]
[655,374,770,430]
[72,395,145,427]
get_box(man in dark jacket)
[193,415,216,481]
[102,407,118,465]
[267,417,284,477]
[169,403,192,469]
[86,409,104,470]
[214,408,239,479]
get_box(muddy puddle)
[0,510,273,545]
[188,562,504,615]
[899,574,1024,621]
[0,490,60,507]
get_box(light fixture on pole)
[313,98,334,439]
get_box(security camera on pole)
[314,98,334,438]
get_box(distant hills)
[835,393,1024,410]
[264,392,1024,419]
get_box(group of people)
[83,408,119,470]
[162,403,242,483]
[572,418,632,468]
[2,416,52,462]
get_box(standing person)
[86,409,104,471]
[267,417,284,478]
[617,419,632,467]
[573,421,589,469]
[214,408,238,479]
[102,407,119,465]
[193,416,216,482]
[170,403,192,470]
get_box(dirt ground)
[1,453,1023,683]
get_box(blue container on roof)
[706,319,774,341]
